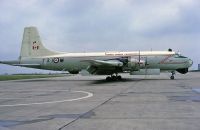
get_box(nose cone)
[188,59,193,67]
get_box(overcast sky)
[0,0,199,74]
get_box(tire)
[111,76,117,81]
[106,76,111,81]
[117,75,122,80]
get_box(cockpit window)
[179,55,187,58]
[174,54,187,58]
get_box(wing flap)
[13,64,41,68]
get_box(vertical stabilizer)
[20,27,59,58]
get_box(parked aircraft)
[0,27,193,80]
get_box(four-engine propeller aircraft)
[0,27,193,80]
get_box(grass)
[190,70,200,72]
[0,74,65,81]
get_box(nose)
[188,59,193,67]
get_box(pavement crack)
[58,96,115,130]
[58,83,136,130]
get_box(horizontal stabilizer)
[13,64,41,67]
[0,60,20,65]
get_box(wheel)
[111,76,117,81]
[170,75,175,80]
[117,75,122,80]
[106,76,111,81]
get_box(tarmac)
[0,72,200,130]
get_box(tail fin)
[20,27,59,58]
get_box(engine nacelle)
[128,58,145,71]
[176,68,188,74]
[130,69,160,75]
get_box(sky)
[0,0,199,74]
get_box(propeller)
[138,50,141,68]
[145,56,148,78]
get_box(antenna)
[168,48,172,52]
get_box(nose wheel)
[170,71,175,80]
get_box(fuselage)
[19,51,193,74]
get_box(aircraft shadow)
[13,77,185,84]
[89,78,185,84]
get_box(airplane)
[0,27,193,81]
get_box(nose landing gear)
[170,71,175,80]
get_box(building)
[198,64,200,70]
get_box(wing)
[81,60,124,75]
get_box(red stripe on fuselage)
[159,55,173,64]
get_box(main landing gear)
[170,71,175,80]
[106,74,122,81]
